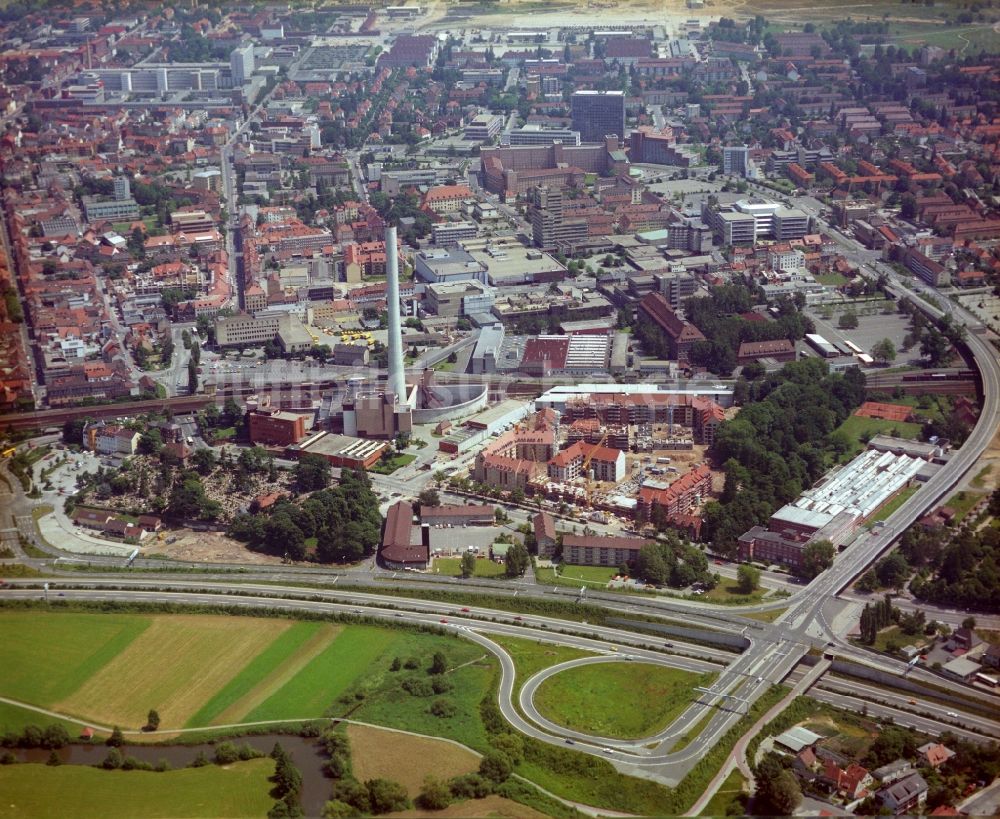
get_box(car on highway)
[602,747,613,754]
[908,699,917,705]
[440,618,448,624]
[461,607,470,613]
[947,711,958,718]
[663,642,674,648]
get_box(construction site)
[468,384,733,536]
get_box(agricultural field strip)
[347,723,480,796]
[56,615,291,729]
[243,626,404,722]
[0,611,152,705]
[186,621,340,727]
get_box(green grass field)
[243,626,403,722]
[0,612,489,736]
[534,566,652,595]
[0,611,153,706]
[0,701,83,737]
[0,760,274,819]
[434,557,508,578]
[533,662,713,739]
[836,415,923,457]
[815,273,849,287]
[185,621,337,727]
[346,635,497,751]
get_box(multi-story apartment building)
[561,534,655,567]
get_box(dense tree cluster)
[269,742,304,819]
[229,469,381,563]
[632,532,712,587]
[908,493,1000,612]
[858,595,898,645]
[701,359,866,556]
[684,284,812,376]
[753,752,802,816]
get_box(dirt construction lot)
[143,530,286,565]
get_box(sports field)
[0,759,275,819]
[835,415,923,457]
[533,662,714,739]
[0,611,466,732]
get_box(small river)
[15,733,331,817]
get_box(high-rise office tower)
[571,90,625,143]
[230,44,254,86]
[722,145,750,177]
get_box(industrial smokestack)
[384,225,407,402]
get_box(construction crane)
[581,430,609,509]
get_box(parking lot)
[805,307,916,363]
[427,524,519,557]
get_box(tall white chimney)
[384,225,407,402]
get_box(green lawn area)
[488,635,594,701]
[698,581,769,605]
[698,769,746,817]
[863,625,928,654]
[0,700,85,737]
[0,760,274,819]
[558,564,621,584]
[371,454,416,475]
[815,273,849,287]
[945,490,986,523]
[535,565,651,594]
[836,415,924,457]
[433,556,508,578]
[870,485,919,523]
[432,360,455,372]
[0,611,152,706]
[534,662,714,739]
